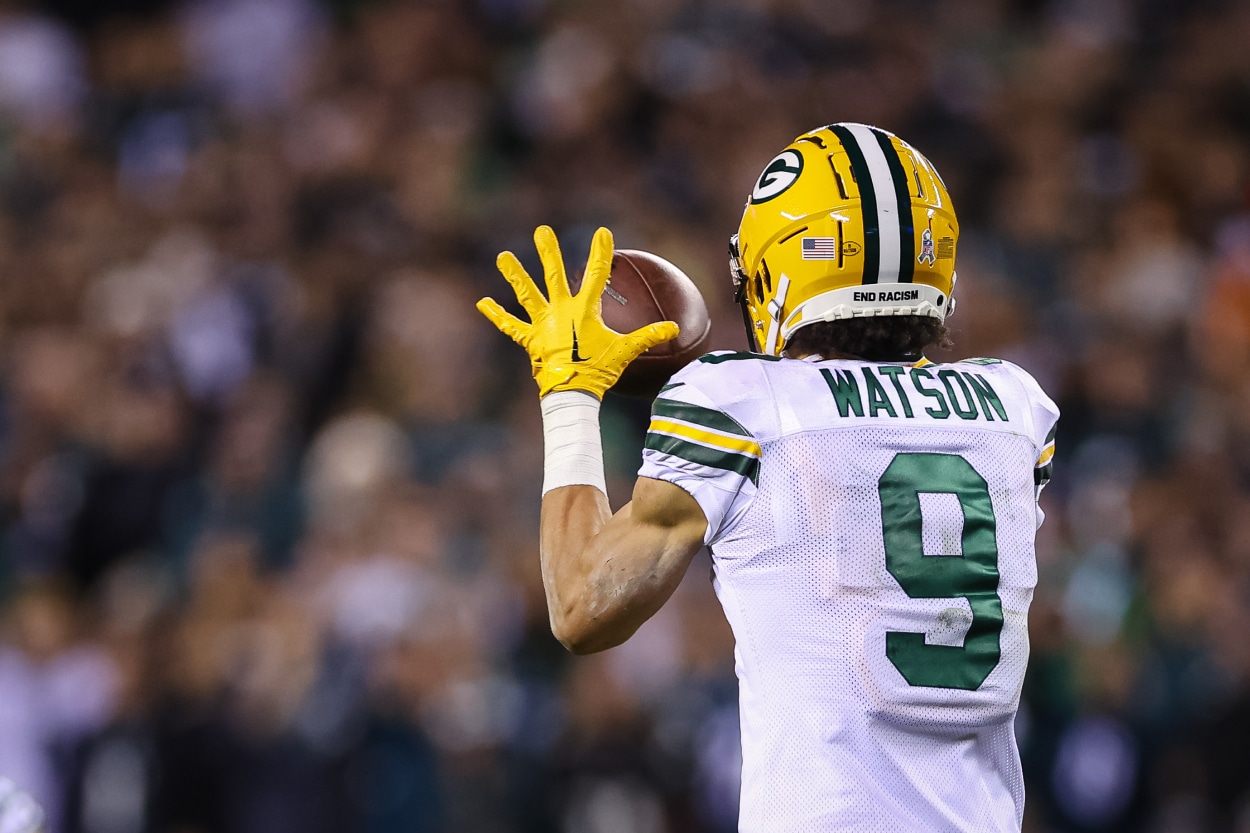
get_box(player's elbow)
[554,630,600,655]
[549,609,619,655]
[550,615,598,654]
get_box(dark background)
[0,0,1249,831]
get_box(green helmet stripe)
[872,128,916,283]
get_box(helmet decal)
[800,237,838,260]
[750,150,804,203]
[918,221,936,265]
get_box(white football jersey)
[639,351,1059,833]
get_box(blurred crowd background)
[0,0,1249,831]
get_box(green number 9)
[878,452,1003,691]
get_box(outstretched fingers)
[579,227,615,300]
[476,297,531,346]
[624,320,680,360]
[495,251,546,319]
[533,225,572,302]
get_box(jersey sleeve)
[991,360,1060,528]
[638,362,762,545]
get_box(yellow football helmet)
[730,123,959,355]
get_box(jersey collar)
[797,354,933,367]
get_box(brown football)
[600,249,711,398]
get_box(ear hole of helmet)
[761,260,773,294]
[753,273,764,303]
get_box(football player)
[477,123,1058,832]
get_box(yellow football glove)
[476,225,680,399]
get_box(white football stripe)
[843,123,901,283]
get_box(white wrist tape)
[540,390,606,495]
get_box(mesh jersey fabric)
[639,352,1060,833]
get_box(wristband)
[540,390,607,495]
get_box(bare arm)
[540,476,708,654]
[474,224,691,653]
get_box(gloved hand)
[477,225,679,399]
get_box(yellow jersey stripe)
[650,414,753,447]
[1037,444,1055,465]
[649,418,762,458]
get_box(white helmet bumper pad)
[779,282,953,341]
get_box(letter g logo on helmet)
[750,150,804,203]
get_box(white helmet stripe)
[842,123,903,284]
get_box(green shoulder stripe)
[1045,423,1058,445]
[652,399,751,437]
[658,381,684,394]
[644,433,760,485]
[697,351,783,365]
[959,357,1003,366]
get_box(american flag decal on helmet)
[801,237,838,260]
